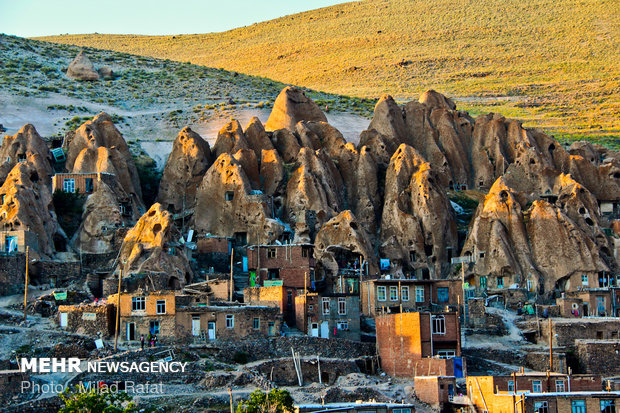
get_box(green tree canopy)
[236,389,294,413]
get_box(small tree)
[58,386,138,413]
[236,389,294,413]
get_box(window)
[253,317,260,330]
[336,321,348,330]
[532,380,542,393]
[432,315,445,334]
[507,380,514,392]
[533,401,548,413]
[131,296,145,311]
[390,286,398,301]
[302,247,310,258]
[156,300,166,314]
[377,286,386,301]
[401,286,409,301]
[415,286,424,303]
[226,314,234,328]
[571,400,586,413]
[85,178,93,192]
[338,297,347,315]
[437,350,456,358]
[555,380,565,392]
[497,276,504,288]
[601,400,616,413]
[267,248,277,259]
[437,287,449,303]
[322,297,330,315]
[225,191,234,201]
[582,274,589,286]
[5,235,17,253]
[393,409,411,413]
[308,305,313,311]
[0,194,4,205]
[63,178,75,193]
[149,320,160,335]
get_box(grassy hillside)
[38,0,619,147]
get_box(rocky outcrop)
[73,174,134,254]
[233,149,260,190]
[66,51,99,81]
[194,153,284,245]
[97,66,114,80]
[244,117,274,160]
[0,124,54,185]
[380,144,458,278]
[212,120,249,158]
[314,210,378,276]
[260,149,284,197]
[271,128,301,163]
[63,113,144,211]
[157,127,211,213]
[0,162,64,257]
[265,86,327,131]
[117,203,193,285]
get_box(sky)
[0,0,349,38]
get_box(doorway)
[208,322,216,340]
[126,322,136,341]
[320,321,329,338]
[192,316,201,336]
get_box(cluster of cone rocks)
[1,86,619,294]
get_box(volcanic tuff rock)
[157,127,212,213]
[265,86,327,131]
[233,149,261,190]
[194,153,284,245]
[212,120,250,159]
[243,117,274,160]
[380,144,458,278]
[271,128,302,163]
[66,51,100,81]
[314,210,378,276]
[97,66,114,80]
[117,203,193,285]
[0,124,54,185]
[63,113,144,210]
[0,162,64,257]
[73,175,134,254]
[259,149,284,197]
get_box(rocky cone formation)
[117,203,193,285]
[66,51,100,81]
[265,86,327,131]
[0,162,65,257]
[157,127,212,213]
[380,144,458,278]
[194,153,284,245]
[63,113,144,212]
[0,124,54,185]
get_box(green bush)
[236,389,294,413]
[232,351,249,364]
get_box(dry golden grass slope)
[39,0,620,146]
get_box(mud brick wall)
[81,252,117,274]
[414,376,455,406]
[539,319,620,347]
[524,351,567,374]
[37,259,80,286]
[576,339,620,374]
[253,358,361,385]
[58,304,115,336]
[0,253,25,295]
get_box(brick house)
[247,244,316,289]
[295,292,361,341]
[57,303,115,337]
[175,301,282,342]
[195,235,232,273]
[413,376,457,407]
[361,278,462,317]
[375,312,463,378]
[109,290,176,343]
[52,172,99,194]
[558,289,614,317]
[467,373,616,413]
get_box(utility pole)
[23,246,29,323]
[229,250,234,301]
[548,317,553,372]
[114,267,122,352]
[228,388,233,413]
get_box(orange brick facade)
[247,244,315,288]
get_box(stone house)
[246,243,316,289]
[194,235,232,273]
[109,290,176,343]
[295,292,361,341]
[375,311,463,378]
[0,370,28,397]
[558,289,614,317]
[361,278,462,317]
[0,229,38,254]
[243,285,297,325]
[175,301,282,342]
[467,373,615,413]
[57,303,115,337]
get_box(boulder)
[265,86,327,131]
[271,128,301,163]
[243,117,274,160]
[0,124,54,186]
[232,149,260,190]
[157,127,211,213]
[212,120,249,158]
[97,66,114,80]
[194,153,283,245]
[380,144,458,278]
[367,94,407,149]
[260,149,285,197]
[419,89,456,110]
[117,203,193,285]
[66,51,99,81]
